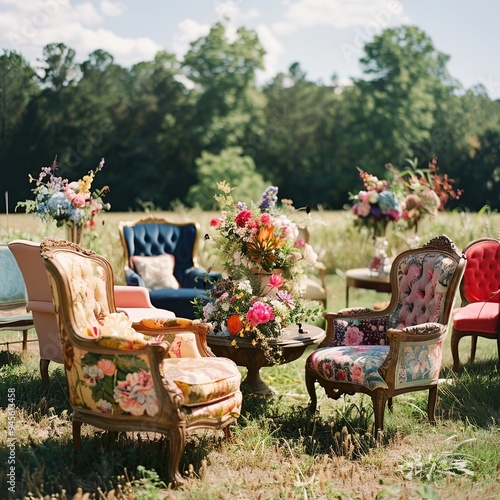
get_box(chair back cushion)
[0,243,28,309]
[330,238,463,347]
[389,251,459,329]
[120,220,199,288]
[461,239,500,304]
[41,242,114,336]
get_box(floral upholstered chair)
[8,239,175,385]
[40,238,242,485]
[305,235,466,434]
[450,238,500,372]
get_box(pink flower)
[246,301,275,326]
[344,326,363,346]
[350,365,364,383]
[71,194,87,208]
[235,209,253,227]
[276,290,295,308]
[268,273,284,289]
[113,370,159,417]
[210,217,221,227]
[260,213,272,224]
[97,358,116,376]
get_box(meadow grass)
[0,209,499,499]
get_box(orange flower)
[227,314,243,335]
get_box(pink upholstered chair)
[40,237,241,485]
[8,240,174,384]
[305,235,465,434]
[450,238,500,372]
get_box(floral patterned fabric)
[162,357,242,407]
[55,252,112,333]
[330,251,457,347]
[306,345,389,391]
[64,344,241,415]
[66,347,160,416]
[395,339,443,389]
[183,390,243,425]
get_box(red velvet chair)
[451,238,500,372]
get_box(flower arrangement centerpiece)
[390,157,463,246]
[17,156,110,242]
[397,158,462,230]
[350,167,402,275]
[196,182,323,363]
[350,167,402,238]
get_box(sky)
[0,0,499,99]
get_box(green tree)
[0,51,38,147]
[182,21,266,152]
[352,25,457,171]
[187,147,269,209]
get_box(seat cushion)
[162,356,241,407]
[306,345,390,391]
[453,302,499,335]
[149,288,209,319]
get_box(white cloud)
[255,23,285,83]
[276,0,406,33]
[100,0,126,18]
[0,1,161,67]
[172,18,211,60]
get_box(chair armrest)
[132,317,214,357]
[378,323,447,392]
[124,266,145,287]
[114,285,153,308]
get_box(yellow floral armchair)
[40,238,242,485]
[305,235,465,434]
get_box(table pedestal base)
[241,367,277,396]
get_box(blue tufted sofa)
[119,217,221,318]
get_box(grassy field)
[0,209,499,499]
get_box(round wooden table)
[345,267,391,307]
[207,324,325,396]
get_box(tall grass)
[0,209,499,498]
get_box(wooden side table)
[345,268,391,307]
[207,324,325,396]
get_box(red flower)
[235,209,253,227]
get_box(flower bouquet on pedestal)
[395,158,463,248]
[350,168,402,275]
[16,157,110,243]
[196,182,323,363]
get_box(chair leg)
[371,389,388,434]
[497,333,500,369]
[40,359,50,386]
[450,329,461,373]
[22,330,28,351]
[305,370,318,412]
[427,385,438,425]
[223,424,234,444]
[470,335,478,363]
[73,420,83,453]
[167,426,186,486]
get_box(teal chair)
[0,243,35,350]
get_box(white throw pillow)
[131,254,180,290]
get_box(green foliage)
[187,147,269,209]
[3,23,499,213]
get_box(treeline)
[1,22,499,212]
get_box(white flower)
[100,312,144,341]
[303,243,319,266]
[368,190,379,203]
[238,280,253,294]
